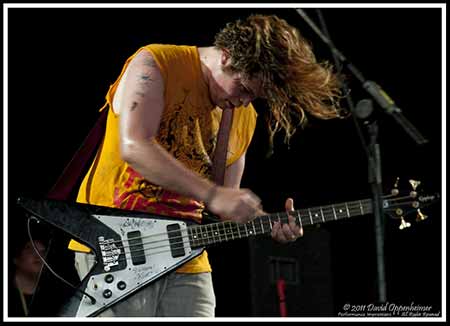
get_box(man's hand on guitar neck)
[271,198,304,244]
[206,187,303,243]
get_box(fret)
[251,220,256,235]
[222,223,228,241]
[205,225,211,244]
[253,218,262,235]
[214,223,221,243]
[359,201,364,215]
[319,207,325,222]
[221,223,228,242]
[227,222,234,240]
[332,205,338,220]
[205,225,212,245]
[266,218,273,232]
[244,223,249,237]
[313,210,322,223]
[308,209,314,225]
[260,217,265,234]
[192,227,200,246]
[195,227,201,247]
[236,223,242,238]
[199,227,205,246]
[188,228,194,247]
[321,205,337,221]
[195,227,202,246]
[262,216,275,233]
[296,211,303,229]
[220,223,225,241]
[212,225,217,243]
[333,205,348,220]
[202,225,211,244]
[345,202,351,218]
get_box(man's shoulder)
[142,43,196,54]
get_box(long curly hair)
[214,14,345,145]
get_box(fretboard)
[188,198,373,248]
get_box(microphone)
[363,81,401,115]
[355,98,374,121]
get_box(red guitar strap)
[47,106,233,199]
[211,108,234,186]
[28,108,108,316]
[47,108,108,200]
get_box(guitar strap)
[28,108,108,316]
[211,108,234,186]
[47,108,109,201]
[47,106,233,200]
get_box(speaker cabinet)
[247,227,334,317]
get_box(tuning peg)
[399,217,411,230]
[395,208,411,230]
[391,177,400,196]
[416,208,428,222]
[409,179,421,198]
[409,179,421,190]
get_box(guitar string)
[97,200,373,251]
[84,196,413,264]
[87,196,414,264]
[96,194,410,249]
[86,201,379,264]
[100,199,374,248]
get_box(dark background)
[7,7,443,318]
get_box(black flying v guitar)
[16,179,439,317]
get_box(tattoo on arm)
[130,101,138,111]
[130,53,159,101]
[135,91,146,98]
[143,57,157,69]
[139,73,153,84]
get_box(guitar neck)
[188,198,373,249]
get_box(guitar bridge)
[98,236,121,271]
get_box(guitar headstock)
[383,177,440,230]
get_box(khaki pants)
[74,252,216,317]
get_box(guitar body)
[17,197,204,317]
[17,187,437,317]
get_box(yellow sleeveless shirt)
[74,44,257,273]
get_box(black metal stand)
[366,119,387,302]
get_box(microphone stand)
[366,117,387,302]
[296,8,428,303]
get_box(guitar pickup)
[167,224,185,258]
[127,230,146,265]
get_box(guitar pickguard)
[16,197,204,317]
[62,214,203,317]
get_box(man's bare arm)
[115,50,260,222]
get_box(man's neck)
[198,46,220,109]
[198,46,222,82]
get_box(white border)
[441,3,447,322]
[3,3,447,8]
[3,2,446,323]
